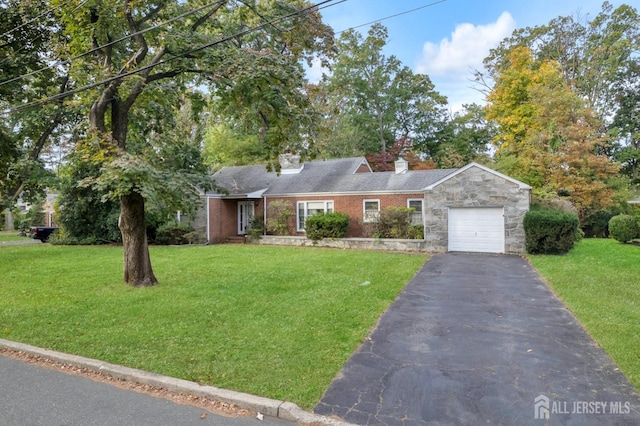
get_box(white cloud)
[417,11,516,78]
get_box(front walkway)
[314,253,640,425]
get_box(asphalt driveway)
[314,253,640,425]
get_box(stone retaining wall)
[253,235,427,252]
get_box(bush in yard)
[370,207,421,239]
[154,222,193,245]
[266,201,294,235]
[608,214,639,243]
[247,216,264,241]
[305,212,350,241]
[523,209,581,254]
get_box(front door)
[237,201,255,235]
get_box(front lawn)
[0,230,28,242]
[528,238,640,391]
[0,244,426,409]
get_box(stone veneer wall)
[423,165,530,254]
[255,235,427,252]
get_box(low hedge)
[154,222,194,245]
[523,209,581,254]
[305,212,350,242]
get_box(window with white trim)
[407,199,424,226]
[297,201,334,231]
[363,199,380,223]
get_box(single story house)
[205,155,531,254]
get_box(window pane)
[307,201,325,210]
[364,201,379,211]
[298,202,305,230]
[364,200,380,223]
[408,200,423,226]
[327,201,334,212]
[409,200,422,212]
[308,208,323,217]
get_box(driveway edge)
[0,339,353,426]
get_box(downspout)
[263,195,267,236]
[422,192,427,244]
[206,195,210,245]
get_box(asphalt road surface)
[0,354,293,426]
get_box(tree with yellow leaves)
[486,46,619,221]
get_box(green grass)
[0,230,28,242]
[0,244,426,409]
[528,238,640,391]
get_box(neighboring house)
[43,192,58,227]
[206,155,531,254]
[629,198,640,205]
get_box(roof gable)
[424,162,532,191]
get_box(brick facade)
[272,193,424,237]
[208,198,266,243]
[208,193,424,241]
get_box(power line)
[0,0,226,88]
[335,0,448,34]
[0,0,76,39]
[2,0,342,115]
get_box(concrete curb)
[0,339,354,426]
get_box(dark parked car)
[30,227,59,242]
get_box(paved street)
[0,354,292,426]
[315,253,640,425]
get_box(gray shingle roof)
[209,157,457,197]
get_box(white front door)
[237,201,255,235]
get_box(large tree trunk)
[118,192,157,287]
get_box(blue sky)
[313,0,631,111]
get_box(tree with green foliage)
[202,119,266,169]
[319,23,447,157]
[434,104,495,168]
[611,58,640,183]
[482,2,640,120]
[11,0,334,286]
[0,0,79,226]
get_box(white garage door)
[448,207,505,253]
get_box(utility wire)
[335,0,448,34]
[2,0,341,115]
[0,0,226,88]
[0,0,76,39]
[0,0,88,50]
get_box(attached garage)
[423,163,531,254]
[448,207,505,253]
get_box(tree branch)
[135,3,163,27]
[122,0,149,71]
[191,1,226,31]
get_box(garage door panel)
[448,207,505,253]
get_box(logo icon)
[534,394,550,419]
